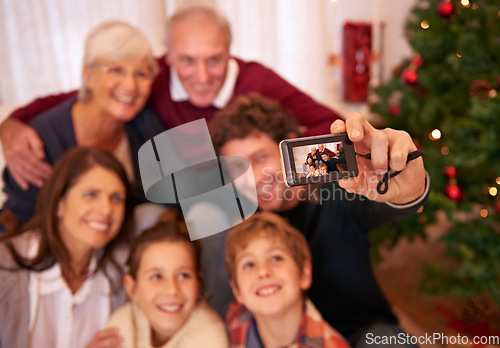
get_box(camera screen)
[292,141,347,178]
[279,133,358,187]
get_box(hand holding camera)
[330,113,426,205]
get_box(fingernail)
[351,129,361,138]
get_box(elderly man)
[0,5,341,190]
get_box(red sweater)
[11,56,341,136]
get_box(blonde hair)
[79,20,158,101]
[224,212,311,286]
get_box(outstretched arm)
[330,113,426,205]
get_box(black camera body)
[279,133,358,187]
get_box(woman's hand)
[85,328,123,348]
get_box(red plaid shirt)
[226,299,351,348]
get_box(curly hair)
[209,93,300,154]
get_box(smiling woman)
[0,147,134,348]
[0,20,166,229]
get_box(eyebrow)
[235,245,289,263]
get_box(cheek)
[183,280,200,302]
[175,65,191,79]
[139,81,153,96]
[211,66,226,80]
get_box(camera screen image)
[292,142,347,178]
[279,133,358,187]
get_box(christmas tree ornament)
[401,67,418,85]
[444,166,457,178]
[437,0,455,18]
[410,55,424,68]
[444,183,463,201]
[469,79,493,98]
[388,104,401,116]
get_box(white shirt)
[26,239,112,348]
[169,58,240,108]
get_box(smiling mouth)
[192,83,212,92]
[256,285,281,297]
[113,94,135,104]
[158,304,183,313]
[87,221,110,232]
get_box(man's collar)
[169,58,239,108]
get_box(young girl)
[105,218,229,347]
[305,163,319,178]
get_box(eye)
[110,193,125,203]
[83,190,99,199]
[108,66,125,77]
[207,56,223,66]
[241,261,254,270]
[177,272,192,280]
[270,254,284,263]
[134,69,153,80]
[150,273,162,281]
[180,56,194,65]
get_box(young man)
[224,212,349,348]
[209,93,428,347]
[320,152,346,173]
[0,5,341,191]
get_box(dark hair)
[127,211,202,283]
[0,147,134,290]
[209,93,300,154]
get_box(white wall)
[0,0,416,112]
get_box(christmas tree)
[370,0,500,304]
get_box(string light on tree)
[421,20,430,29]
[489,187,498,197]
[429,129,442,140]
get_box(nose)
[121,70,138,91]
[194,62,209,83]
[257,262,272,279]
[163,278,180,295]
[97,197,112,216]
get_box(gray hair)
[165,5,232,49]
[78,20,158,102]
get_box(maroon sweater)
[11,56,341,136]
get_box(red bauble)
[389,105,401,116]
[444,166,457,178]
[410,55,424,68]
[497,201,500,213]
[444,184,463,201]
[401,68,418,85]
[437,1,455,18]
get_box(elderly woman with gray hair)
[1,20,165,229]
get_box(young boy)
[224,212,350,348]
